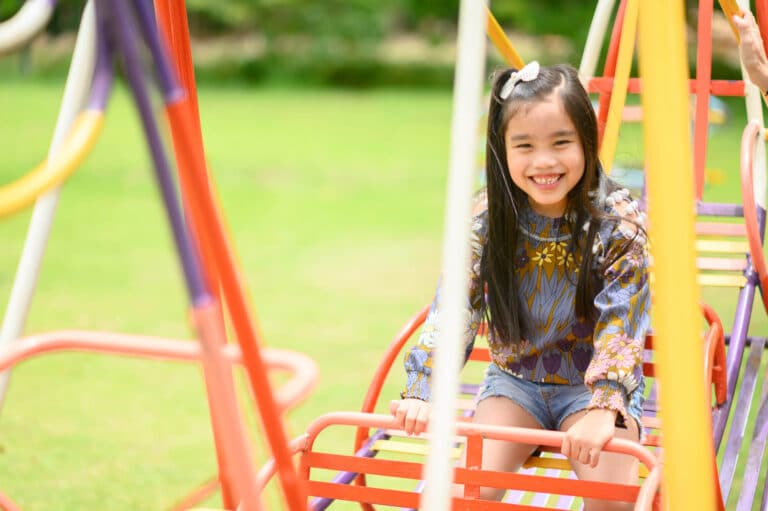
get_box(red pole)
[597,0,628,147]
[693,0,714,200]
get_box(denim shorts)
[477,363,644,434]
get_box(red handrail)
[739,122,768,313]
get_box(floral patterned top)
[401,188,651,425]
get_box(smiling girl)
[392,62,650,510]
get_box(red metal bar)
[152,0,236,505]
[0,492,21,511]
[588,78,745,96]
[739,122,768,312]
[694,0,714,200]
[191,302,262,511]
[165,98,306,511]
[597,0,628,146]
[695,222,747,236]
[304,412,658,475]
[464,434,482,499]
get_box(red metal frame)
[152,1,308,508]
[0,330,318,510]
[587,78,744,96]
[341,300,727,511]
[299,412,658,510]
[739,122,768,313]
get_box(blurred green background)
[0,1,765,510]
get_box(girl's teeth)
[533,176,560,185]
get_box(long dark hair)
[480,63,626,345]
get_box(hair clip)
[499,61,540,100]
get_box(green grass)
[0,79,765,509]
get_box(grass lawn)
[0,79,765,510]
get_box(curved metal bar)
[0,0,55,56]
[739,122,768,312]
[354,304,430,451]
[0,330,318,410]
[0,110,104,219]
[633,467,661,511]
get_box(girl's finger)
[589,448,601,468]
[404,405,420,435]
[560,436,571,458]
[413,405,429,435]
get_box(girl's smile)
[504,92,585,217]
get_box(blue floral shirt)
[401,189,651,424]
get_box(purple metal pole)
[713,282,757,450]
[88,2,114,111]
[310,429,390,511]
[129,0,183,101]
[736,371,768,511]
[99,0,208,304]
[718,337,765,501]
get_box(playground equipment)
[0,0,766,509]
[0,0,316,509]
[271,1,768,510]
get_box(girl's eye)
[514,143,532,149]
[555,139,572,146]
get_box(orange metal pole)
[756,0,768,57]
[153,2,305,509]
[165,97,306,511]
[152,2,237,507]
[597,0,627,147]
[694,0,714,200]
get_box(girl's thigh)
[472,396,542,473]
[559,410,640,511]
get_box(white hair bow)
[499,61,540,100]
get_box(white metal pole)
[578,0,617,81]
[0,0,96,410]
[419,0,487,509]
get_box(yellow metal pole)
[598,0,638,174]
[717,0,743,42]
[638,1,718,510]
[485,6,524,69]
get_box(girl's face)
[504,93,585,218]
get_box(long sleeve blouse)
[401,189,651,425]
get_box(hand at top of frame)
[734,9,768,93]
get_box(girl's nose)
[532,151,557,169]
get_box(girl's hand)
[390,399,431,436]
[561,409,617,468]
[733,11,768,92]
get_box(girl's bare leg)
[559,411,641,511]
[459,397,542,501]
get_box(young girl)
[392,62,650,511]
